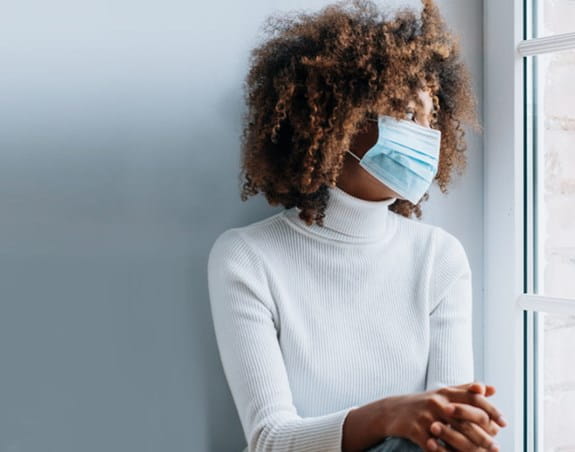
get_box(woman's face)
[336,89,436,201]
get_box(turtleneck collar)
[282,185,398,243]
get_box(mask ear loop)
[346,116,379,161]
[346,149,362,161]
[347,118,379,162]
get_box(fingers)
[454,381,497,398]
[430,421,474,450]
[466,382,486,395]
[448,418,500,450]
[425,437,450,452]
[427,421,499,452]
[416,427,455,452]
[440,387,506,428]
[421,433,452,452]
[466,382,497,398]
[442,403,501,436]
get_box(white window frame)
[484,0,575,449]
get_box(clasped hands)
[427,382,505,451]
[381,382,507,452]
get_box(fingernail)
[498,416,507,426]
[490,442,500,451]
[428,441,437,451]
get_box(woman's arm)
[341,399,393,451]
[207,228,360,452]
[425,228,474,390]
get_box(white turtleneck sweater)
[207,186,474,452]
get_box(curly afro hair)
[239,0,480,226]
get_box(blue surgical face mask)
[347,115,441,204]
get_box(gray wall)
[0,0,483,451]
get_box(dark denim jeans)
[364,436,423,452]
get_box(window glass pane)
[534,0,575,37]
[528,48,575,451]
[541,312,575,450]
[533,49,575,300]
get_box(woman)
[207,0,507,450]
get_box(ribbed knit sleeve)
[207,228,357,452]
[425,227,474,390]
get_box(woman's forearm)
[342,397,390,452]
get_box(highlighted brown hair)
[239,0,480,225]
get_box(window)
[485,0,575,450]
[520,1,575,450]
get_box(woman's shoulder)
[394,214,470,273]
[392,212,440,243]
[394,214,465,249]
[208,210,286,267]
[432,226,469,265]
